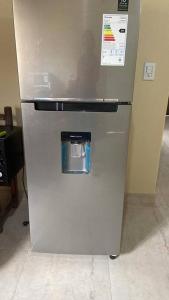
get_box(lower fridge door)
[22,102,131,255]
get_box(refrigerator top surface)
[13,0,140,103]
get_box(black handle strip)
[34,101,118,112]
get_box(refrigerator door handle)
[34,101,119,112]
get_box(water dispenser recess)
[61,132,91,174]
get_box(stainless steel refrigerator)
[13,0,140,256]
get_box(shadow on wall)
[15,106,22,126]
[121,195,164,254]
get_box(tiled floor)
[1,120,169,300]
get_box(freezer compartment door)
[22,102,131,254]
[13,0,140,102]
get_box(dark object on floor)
[0,107,24,232]
[23,221,29,226]
[109,255,119,260]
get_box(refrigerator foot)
[109,255,119,260]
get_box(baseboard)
[125,193,156,206]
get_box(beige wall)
[127,0,169,194]
[0,0,169,194]
[0,0,20,122]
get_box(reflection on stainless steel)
[106,131,125,134]
[13,0,140,102]
[33,98,119,103]
[22,103,131,254]
[13,0,140,255]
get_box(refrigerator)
[13,0,140,256]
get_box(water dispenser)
[61,132,91,174]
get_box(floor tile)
[48,255,111,300]
[12,252,53,300]
[13,255,112,300]
[121,204,161,255]
[0,249,28,300]
[109,250,169,300]
[0,198,31,251]
[109,202,169,300]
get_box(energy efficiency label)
[101,14,128,66]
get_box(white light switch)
[144,63,156,81]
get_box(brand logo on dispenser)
[118,0,129,11]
